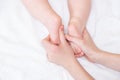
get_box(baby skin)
[22,0,91,56]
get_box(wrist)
[91,49,105,63]
[64,58,94,80]
[63,58,78,70]
[70,16,86,26]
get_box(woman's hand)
[42,27,76,68]
[66,29,101,62]
[42,27,94,80]
[66,29,120,71]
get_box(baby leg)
[22,0,62,44]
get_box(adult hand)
[42,26,76,68]
[66,29,101,62]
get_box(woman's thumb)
[59,26,66,44]
[42,36,53,49]
[65,35,84,47]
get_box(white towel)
[0,0,120,80]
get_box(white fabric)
[0,0,120,80]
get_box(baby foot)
[68,17,85,38]
[68,17,85,57]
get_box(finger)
[66,35,85,51]
[75,45,82,54]
[71,43,78,54]
[59,26,66,44]
[49,27,60,44]
[71,43,81,54]
[75,51,84,58]
[42,36,55,49]
[75,53,84,58]
[81,51,85,56]
[74,51,82,58]
[65,35,82,44]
